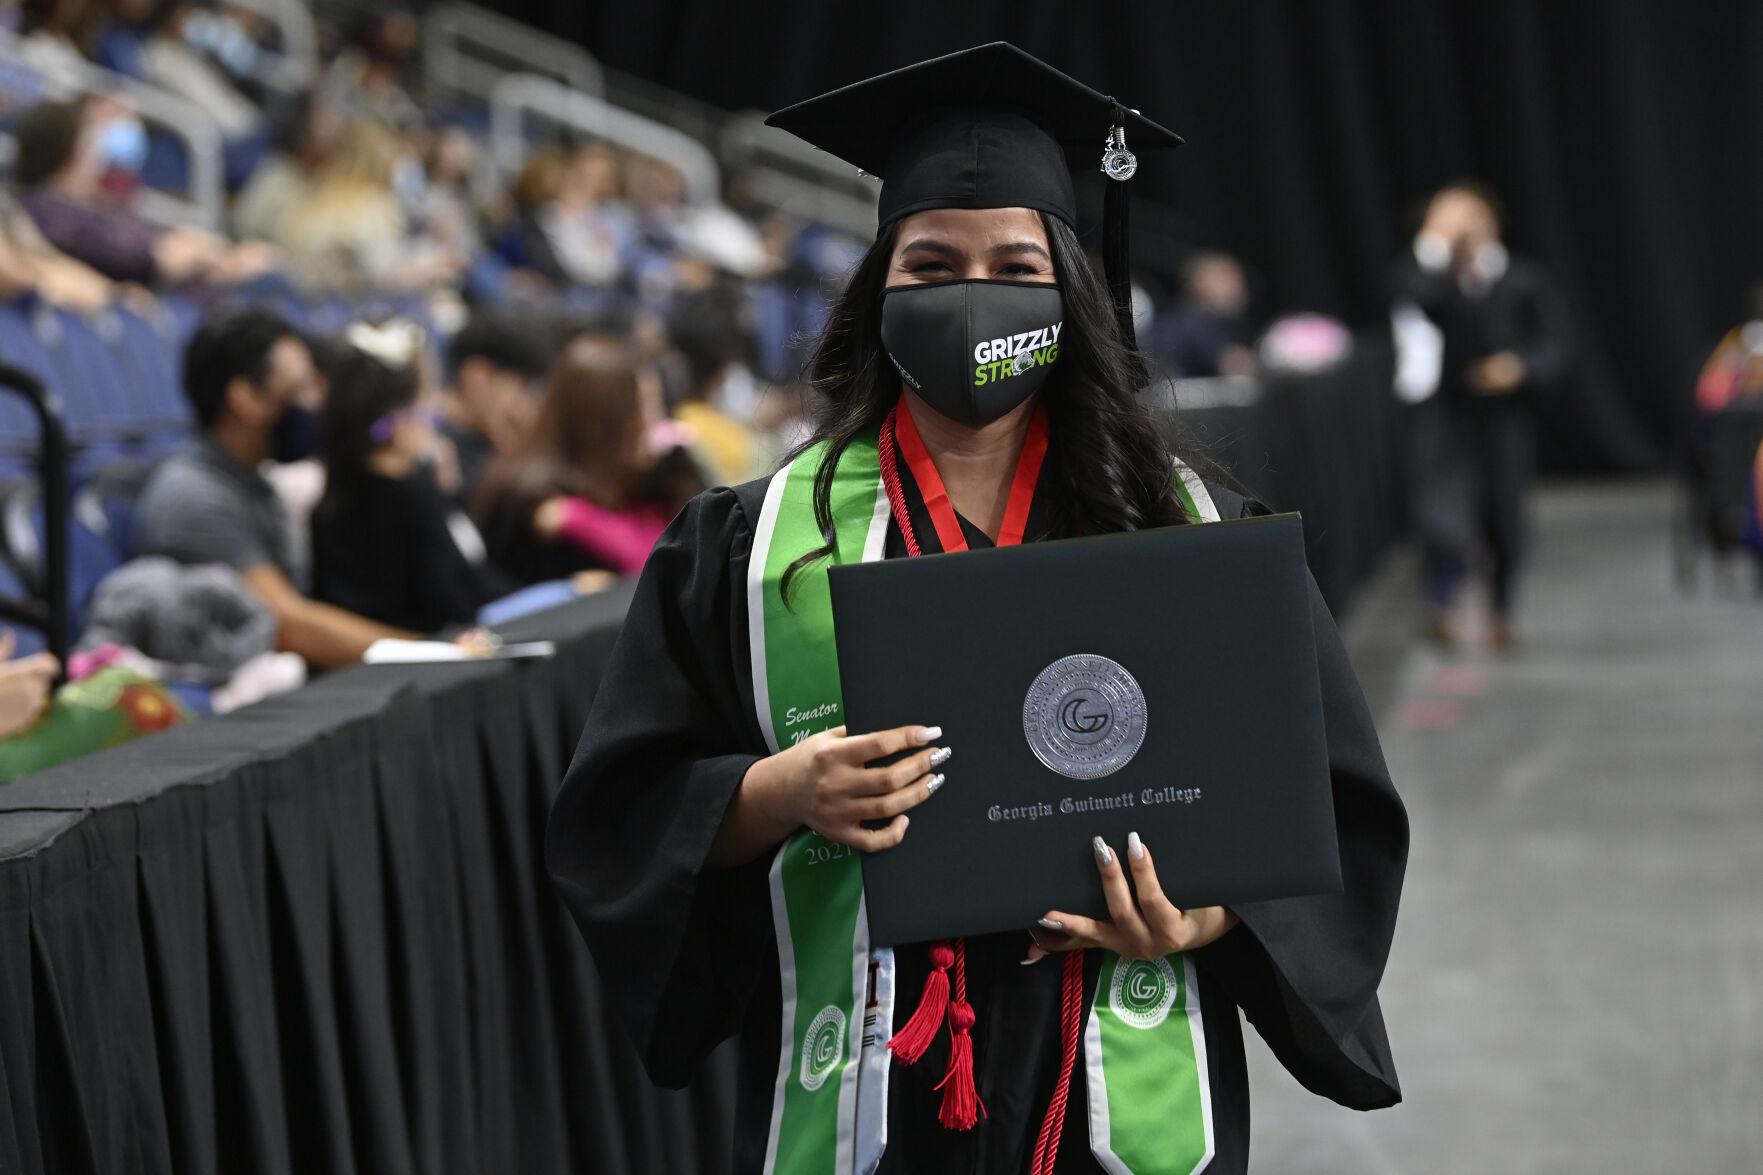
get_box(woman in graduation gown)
[548,43,1407,1175]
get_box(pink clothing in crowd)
[554,496,672,574]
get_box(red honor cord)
[877,394,1068,1136]
[886,395,1049,552]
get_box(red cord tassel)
[934,999,983,1130]
[886,940,952,1064]
[933,938,985,1129]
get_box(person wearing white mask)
[11,95,277,287]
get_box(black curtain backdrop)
[506,0,1763,473]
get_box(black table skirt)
[0,347,1405,1175]
[1158,340,1404,613]
[0,589,736,1175]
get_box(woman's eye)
[998,263,1042,277]
[910,261,952,275]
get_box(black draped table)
[1155,339,1404,612]
[0,343,1405,1175]
[0,589,737,1175]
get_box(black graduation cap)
[766,41,1183,349]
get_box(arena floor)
[1246,482,1763,1172]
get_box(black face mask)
[271,402,321,464]
[880,280,1065,426]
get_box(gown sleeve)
[545,486,775,1087]
[1193,491,1410,1109]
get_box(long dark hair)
[316,343,420,510]
[782,213,1189,595]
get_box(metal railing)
[424,1,603,105]
[488,72,720,204]
[0,28,226,231]
[721,111,877,240]
[0,363,69,677]
[225,0,319,93]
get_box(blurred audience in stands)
[311,319,512,633]
[134,307,418,667]
[0,184,119,309]
[232,91,348,244]
[438,310,553,506]
[320,10,422,131]
[275,120,461,295]
[10,94,278,287]
[473,334,704,582]
[10,0,94,90]
[665,281,769,485]
[1153,251,1258,378]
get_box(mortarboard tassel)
[1100,109,1146,386]
[886,940,953,1063]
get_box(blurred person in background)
[473,334,703,582]
[1154,250,1258,378]
[310,321,513,633]
[231,90,346,243]
[409,124,487,273]
[1695,282,1763,414]
[136,307,420,668]
[10,95,278,287]
[321,10,421,130]
[134,0,259,137]
[0,184,122,309]
[12,0,96,89]
[665,281,770,485]
[492,146,568,293]
[131,0,270,184]
[508,140,635,294]
[1392,180,1571,649]
[437,309,553,504]
[625,153,692,304]
[0,630,58,741]
[276,120,462,295]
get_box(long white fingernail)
[1127,831,1145,862]
[1092,836,1113,866]
[926,774,945,793]
[929,746,952,767]
[1037,917,1063,930]
[917,725,943,744]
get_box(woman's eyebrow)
[898,238,959,257]
[991,241,1051,261]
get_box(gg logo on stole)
[1109,956,1180,1030]
[798,1004,847,1091]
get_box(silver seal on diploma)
[1022,653,1148,780]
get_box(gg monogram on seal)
[1022,653,1148,779]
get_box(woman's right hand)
[709,724,949,866]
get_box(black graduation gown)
[1393,255,1572,612]
[546,442,1408,1174]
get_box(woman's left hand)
[1030,832,1239,963]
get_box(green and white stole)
[748,431,1220,1175]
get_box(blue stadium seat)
[0,484,127,638]
[105,305,193,451]
[0,557,48,659]
[27,307,138,477]
[0,301,54,473]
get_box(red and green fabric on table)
[0,667,190,784]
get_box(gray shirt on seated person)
[136,439,310,591]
